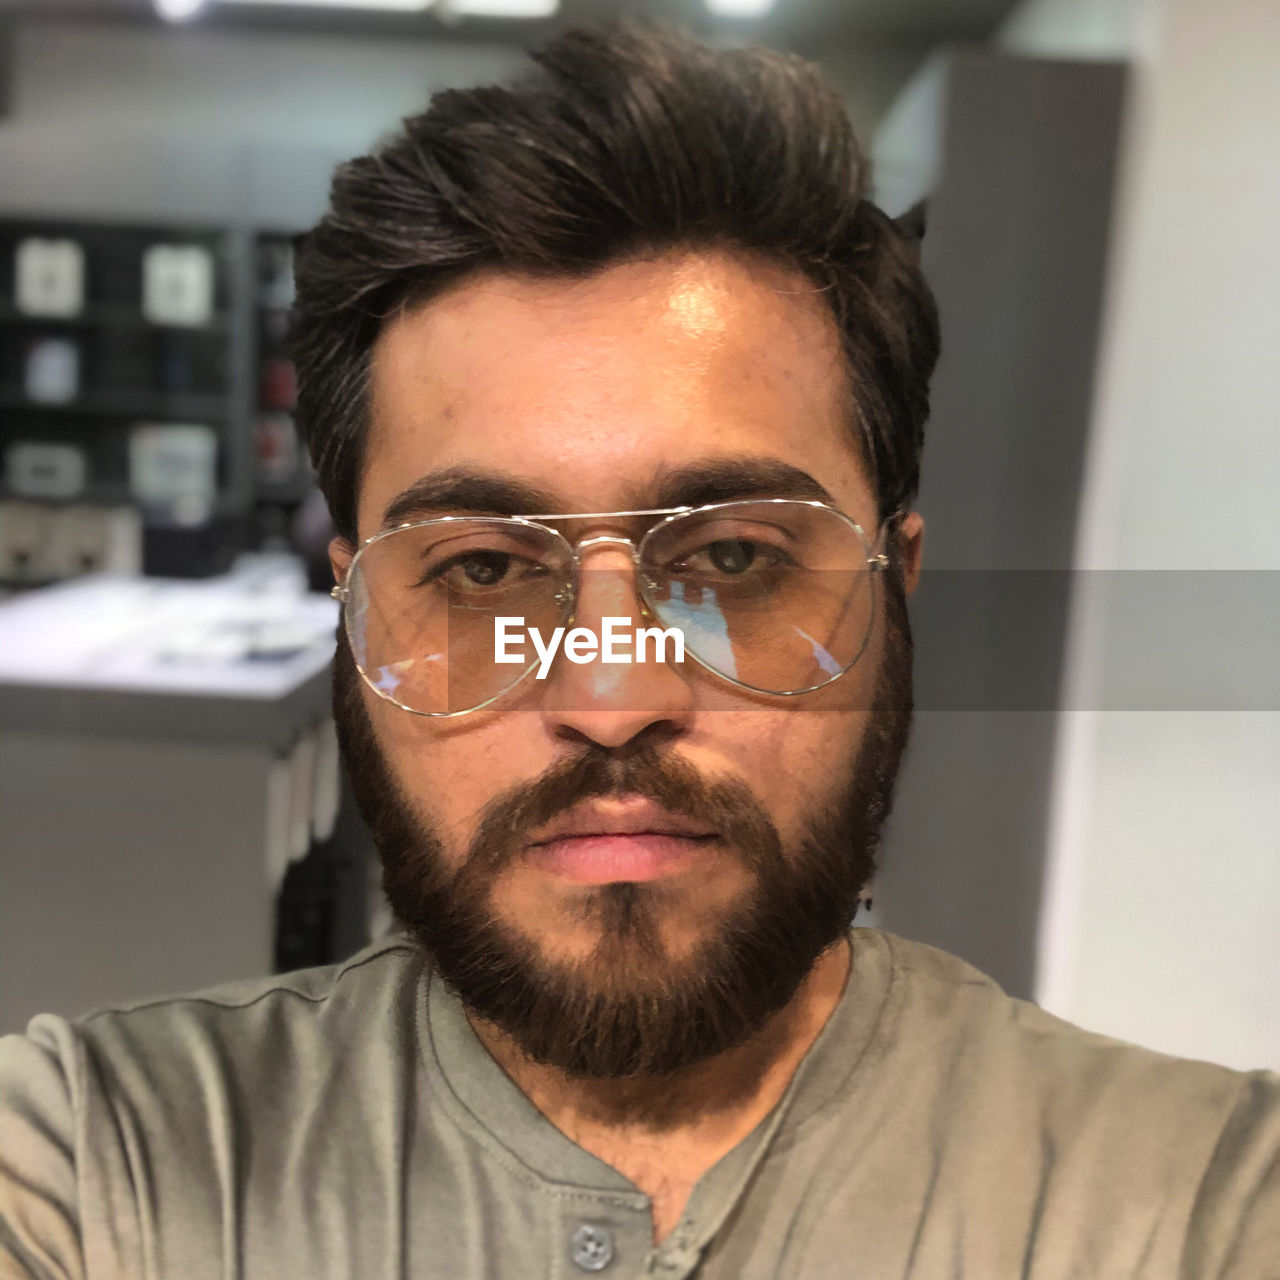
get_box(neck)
[466,936,852,1238]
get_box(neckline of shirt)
[415,927,899,1214]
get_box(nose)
[539,541,695,750]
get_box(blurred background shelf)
[0,385,230,419]
[0,215,319,588]
[0,300,232,332]
[0,481,136,505]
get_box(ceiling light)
[219,0,433,10]
[705,0,776,16]
[154,0,210,20]
[436,0,559,16]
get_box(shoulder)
[862,929,1280,1271]
[76,931,424,1033]
[870,927,1260,1108]
[0,936,432,1276]
[1,933,430,1140]
[856,927,1280,1184]
[99,934,424,1088]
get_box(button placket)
[647,1215,709,1280]
[570,1222,616,1272]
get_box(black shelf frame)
[249,228,316,520]
[0,385,231,420]
[0,300,233,333]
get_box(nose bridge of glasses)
[571,532,641,563]
[574,532,637,551]
[566,534,651,621]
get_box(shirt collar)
[418,928,896,1234]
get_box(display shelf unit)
[0,214,263,581]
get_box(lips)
[524,798,719,884]
[529,797,718,845]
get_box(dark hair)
[292,21,940,543]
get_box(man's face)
[331,249,919,1078]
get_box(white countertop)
[0,555,338,700]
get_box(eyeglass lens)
[345,502,877,715]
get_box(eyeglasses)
[331,498,890,717]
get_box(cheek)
[710,613,880,823]
[364,696,476,851]
[713,706,864,837]
[366,695,551,853]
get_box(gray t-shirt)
[2,929,1277,1279]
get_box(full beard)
[333,578,914,1082]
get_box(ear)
[329,536,355,591]
[896,511,924,596]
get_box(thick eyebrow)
[379,456,838,532]
[380,468,562,529]
[649,457,837,509]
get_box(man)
[1,22,1277,1280]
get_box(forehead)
[360,248,873,538]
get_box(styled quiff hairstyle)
[292,22,940,543]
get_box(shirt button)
[570,1222,615,1272]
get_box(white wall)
[0,19,525,226]
[869,51,949,216]
[997,0,1144,59]
[870,0,1141,215]
[1013,0,1280,1068]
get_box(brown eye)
[451,551,511,586]
[675,538,791,577]
[708,539,755,574]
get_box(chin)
[495,863,753,966]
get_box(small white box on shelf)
[15,238,85,318]
[5,440,87,500]
[0,501,51,582]
[38,505,142,580]
[129,422,218,525]
[142,244,215,327]
[23,338,81,404]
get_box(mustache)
[463,739,782,878]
